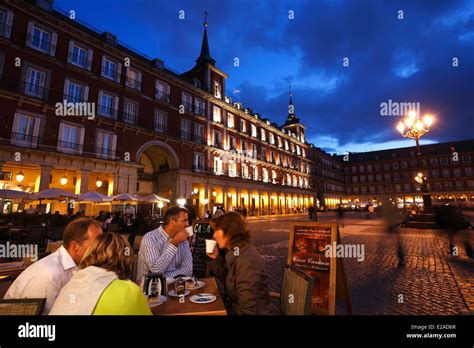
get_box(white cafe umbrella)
[112,193,139,202]
[142,193,170,215]
[32,188,77,200]
[78,191,112,203]
[0,189,31,200]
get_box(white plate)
[148,295,167,307]
[168,289,190,297]
[186,280,206,290]
[189,293,217,304]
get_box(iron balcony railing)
[0,23,12,39]
[180,131,191,140]
[125,76,141,91]
[194,134,205,144]
[101,65,122,82]
[67,50,93,70]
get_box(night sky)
[55,0,474,154]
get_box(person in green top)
[50,232,152,315]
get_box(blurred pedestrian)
[336,205,345,227]
[438,205,473,257]
[381,198,405,267]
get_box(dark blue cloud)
[55,0,474,153]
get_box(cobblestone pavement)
[248,213,473,315]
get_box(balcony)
[96,147,117,160]
[194,134,205,145]
[195,106,205,116]
[122,112,137,125]
[57,140,83,154]
[125,76,141,91]
[25,34,55,55]
[154,123,166,133]
[19,80,48,100]
[67,51,92,70]
[0,23,12,39]
[155,91,170,103]
[101,65,121,82]
[97,104,118,119]
[213,141,223,150]
[10,132,39,148]
[180,131,191,140]
[182,101,193,113]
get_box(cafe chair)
[269,264,315,315]
[0,298,46,315]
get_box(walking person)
[336,205,345,228]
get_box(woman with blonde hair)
[50,233,151,315]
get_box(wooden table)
[151,277,227,316]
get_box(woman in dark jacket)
[206,211,270,315]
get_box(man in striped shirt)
[137,206,193,283]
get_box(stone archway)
[135,140,180,198]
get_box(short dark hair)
[63,218,102,249]
[210,211,250,247]
[163,206,189,227]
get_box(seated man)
[4,218,103,314]
[137,206,192,282]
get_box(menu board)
[191,220,214,278]
[288,222,338,315]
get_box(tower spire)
[196,10,216,66]
[289,83,294,115]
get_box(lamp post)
[397,111,434,209]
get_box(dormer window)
[213,81,222,99]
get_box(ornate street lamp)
[397,111,434,209]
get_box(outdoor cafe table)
[151,277,227,316]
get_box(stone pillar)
[223,186,228,211]
[76,170,91,194]
[38,165,53,192]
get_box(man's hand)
[206,247,219,260]
[170,230,187,246]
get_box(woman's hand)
[206,247,219,260]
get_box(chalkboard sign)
[288,222,351,315]
[191,220,214,278]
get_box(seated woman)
[49,233,152,315]
[206,211,270,315]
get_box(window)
[302,148,306,158]
[462,155,472,164]
[453,168,461,177]
[433,182,442,190]
[24,66,47,99]
[429,158,439,166]
[213,157,223,175]
[237,119,244,132]
[241,141,247,154]
[440,157,449,165]
[180,92,193,113]
[268,132,275,145]
[468,180,474,188]
[11,112,41,148]
[101,56,121,82]
[213,81,222,99]
[392,162,399,170]
[251,124,257,138]
[291,143,295,153]
[242,164,249,179]
[229,161,237,177]
[442,169,450,177]
[213,130,222,149]
[0,8,13,39]
[270,150,275,163]
[384,173,391,181]
[465,167,473,176]
[98,91,118,119]
[443,181,453,189]
[432,169,440,178]
[296,146,301,156]
[227,113,234,128]
[123,99,138,124]
[261,129,266,142]
[272,170,277,183]
[154,110,167,133]
[155,80,170,103]
[277,136,283,148]
[26,22,57,56]
[125,67,142,91]
[262,168,269,182]
[253,166,259,180]
[96,130,117,159]
[251,144,257,160]
[261,147,266,161]
[57,122,84,154]
[195,98,205,116]
[193,153,204,170]
[193,78,201,88]
[455,180,464,189]
[194,124,204,144]
[212,105,221,123]
[63,79,88,103]
[400,161,407,169]
[284,140,289,151]
[180,119,190,139]
[67,41,93,70]
[393,173,400,181]
[228,135,236,151]
[286,173,291,185]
